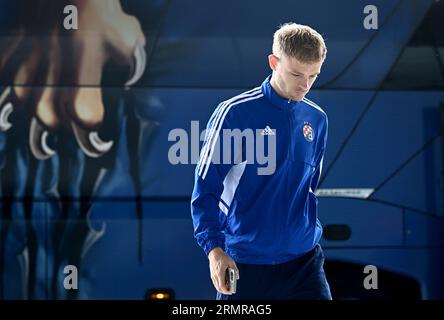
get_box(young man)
[191,23,331,300]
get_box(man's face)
[269,54,323,101]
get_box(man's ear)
[268,54,278,71]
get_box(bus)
[0,0,442,299]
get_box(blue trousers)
[217,244,332,300]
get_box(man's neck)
[269,75,290,100]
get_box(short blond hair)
[272,23,327,63]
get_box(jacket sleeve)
[311,115,328,192]
[191,104,235,256]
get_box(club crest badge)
[303,122,314,142]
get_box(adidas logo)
[261,125,275,136]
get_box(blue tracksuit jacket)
[191,75,328,264]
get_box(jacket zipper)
[287,99,294,161]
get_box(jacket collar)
[261,75,300,110]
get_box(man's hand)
[208,247,240,295]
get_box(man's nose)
[299,78,310,90]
